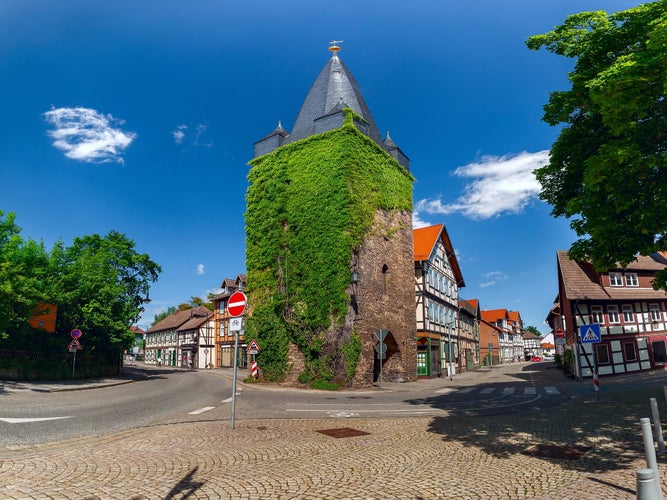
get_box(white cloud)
[171,122,212,147]
[413,150,549,221]
[196,264,205,275]
[172,124,187,144]
[43,107,136,164]
[479,271,508,288]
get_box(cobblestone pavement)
[2,381,667,500]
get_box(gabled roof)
[508,311,521,324]
[147,306,213,333]
[413,224,465,287]
[284,51,382,146]
[522,331,541,340]
[557,250,667,301]
[481,308,509,323]
[459,298,480,318]
[177,312,213,332]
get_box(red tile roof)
[481,308,509,323]
[413,224,465,287]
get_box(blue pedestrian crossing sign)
[580,324,601,343]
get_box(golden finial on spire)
[329,40,343,54]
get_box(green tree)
[0,211,50,340]
[51,231,161,359]
[527,2,667,285]
[526,326,541,337]
[153,306,177,325]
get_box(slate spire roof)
[284,48,382,146]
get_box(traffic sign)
[248,339,261,351]
[229,317,243,331]
[228,291,247,317]
[555,329,565,339]
[375,330,388,342]
[70,328,82,339]
[68,338,82,350]
[374,342,387,359]
[580,324,601,343]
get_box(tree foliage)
[0,211,161,364]
[527,2,667,286]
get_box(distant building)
[480,309,524,364]
[145,306,212,367]
[459,299,481,371]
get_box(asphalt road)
[0,361,581,447]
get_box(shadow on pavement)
[411,383,667,475]
[164,466,204,499]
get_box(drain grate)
[523,444,590,460]
[317,427,370,439]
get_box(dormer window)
[609,272,623,286]
[625,273,639,287]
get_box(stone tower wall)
[352,209,416,386]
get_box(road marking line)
[458,387,475,393]
[524,387,536,395]
[189,406,215,415]
[435,388,455,394]
[480,388,494,394]
[544,386,560,394]
[0,416,73,423]
[286,408,436,414]
[502,387,515,395]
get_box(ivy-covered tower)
[246,44,416,387]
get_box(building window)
[596,344,610,364]
[625,273,639,287]
[609,272,623,286]
[591,306,604,324]
[623,342,637,361]
[650,304,662,322]
[622,305,634,323]
[607,305,620,324]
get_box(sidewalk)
[7,360,664,395]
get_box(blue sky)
[0,0,643,333]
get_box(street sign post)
[228,292,247,317]
[230,292,248,430]
[374,330,388,389]
[68,332,82,379]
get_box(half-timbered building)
[550,250,667,378]
[414,224,465,378]
[211,274,247,368]
[459,298,481,372]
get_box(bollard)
[641,418,664,500]
[651,398,667,455]
[637,469,662,500]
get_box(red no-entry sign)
[228,291,247,317]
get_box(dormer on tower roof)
[383,131,410,171]
[253,120,289,158]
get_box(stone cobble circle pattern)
[0,410,664,499]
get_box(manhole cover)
[523,444,590,460]
[317,427,370,438]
